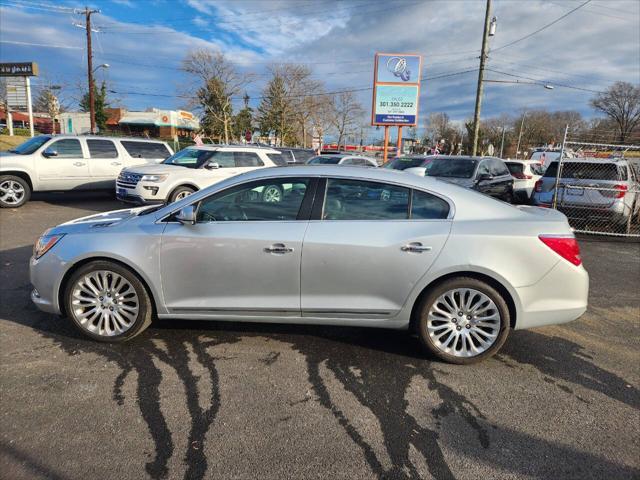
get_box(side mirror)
[477,173,493,182]
[175,205,196,225]
[205,162,220,170]
[42,148,58,158]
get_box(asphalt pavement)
[0,192,638,480]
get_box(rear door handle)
[401,242,432,253]
[264,243,294,254]
[73,162,86,167]
[111,161,122,166]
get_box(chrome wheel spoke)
[426,287,501,358]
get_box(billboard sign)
[5,77,28,109]
[371,53,422,126]
[0,62,39,77]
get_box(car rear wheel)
[0,175,31,208]
[169,185,195,203]
[416,277,510,364]
[262,185,283,203]
[64,261,153,342]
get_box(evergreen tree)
[80,81,109,131]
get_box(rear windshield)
[266,153,287,166]
[308,155,341,165]
[426,158,477,178]
[384,157,427,170]
[505,162,524,175]
[543,162,627,181]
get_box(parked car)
[0,135,173,208]
[531,158,640,226]
[425,156,514,202]
[30,166,588,364]
[383,155,436,176]
[276,148,316,164]
[116,145,284,204]
[307,154,378,167]
[505,159,545,202]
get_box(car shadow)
[30,191,124,212]
[1,244,638,480]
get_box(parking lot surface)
[1,193,639,480]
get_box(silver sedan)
[30,166,588,364]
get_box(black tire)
[415,277,510,364]
[169,185,196,203]
[64,260,153,343]
[0,174,31,208]
[262,184,283,203]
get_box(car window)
[322,179,409,220]
[267,153,287,166]
[476,161,490,176]
[278,151,295,163]
[121,141,171,159]
[197,178,310,222]
[383,157,425,170]
[505,162,524,175]
[427,158,478,178]
[234,151,264,167]
[543,162,626,180]
[163,148,214,168]
[211,151,235,168]
[411,190,450,219]
[308,155,341,165]
[340,158,355,165]
[87,139,118,159]
[48,139,83,158]
[489,159,509,176]
[292,150,314,162]
[529,163,545,175]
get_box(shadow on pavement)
[1,244,638,480]
[30,191,124,213]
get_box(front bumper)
[30,254,64,315]
[116,190,164,205]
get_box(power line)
[492,0,592,51]
[0,39,83,49]
[485,68,604,93]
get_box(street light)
[92,63,109,73]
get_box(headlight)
[141,174,168,183]
[33,232,65,259]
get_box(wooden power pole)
[81,7,100,134]
[471,0,492,156]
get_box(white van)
[0,135,173,208]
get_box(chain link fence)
[548,129,640,237]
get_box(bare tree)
[182,50,253,144]
[330,91,364,149]
[590,82,640,142]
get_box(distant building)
[59,112,91,134]
[1,108,58,133]
[105,108,199,138]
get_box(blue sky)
[1,0,639,142]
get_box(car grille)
[116,172,142,188]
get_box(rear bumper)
[514,259,589,330]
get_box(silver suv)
[531,158,640,227]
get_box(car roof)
[184,145,280,153]
[548,157,630,165]
[49,134,168,144]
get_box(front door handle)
[73,162,86,167]
[264,243,294,254]
[111,161,122,166]
[401,242,432,253]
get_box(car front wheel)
[0,175,31,208]
[169,185,196,203]
[64,261,153,342]
[416,277,510,364]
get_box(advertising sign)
[371,53,422,126]
[5,77,28,109]
[0,62,39,77]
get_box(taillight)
[534,180,543,192]
[539,235,582,266]
[614,184,627,198]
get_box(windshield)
[8,135,51,155]
[162,148,214,168]
[426,158,477,178]
[308,155,341,165]
[383,157,427,170]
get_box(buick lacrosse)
[30,166,588,364]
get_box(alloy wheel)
[175,190,192,200]
[70,270,139,337]
[0,180,25,205]
[263,186,282,203]
[426,288,501,358]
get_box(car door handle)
[111,161,122,166]
[73,162,86,167]
[264,243,294,254]
[401,242,432,253]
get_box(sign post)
[371,53,422,162]
[0,62,39,137]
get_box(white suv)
[0,135,173,208]
[116,145,285,204]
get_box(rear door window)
[87,139,118,158]
[267,153,287,166]
[322,179,409,220]
[234,151,264,167]
[121,141,171,159]
[411,190,450,219]
[211,151,235,168]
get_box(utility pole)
[499,125,505,158]
[471,0,492,156]
[80,7,100,134]
[515,111,526,159]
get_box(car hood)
[47,206,158,234]
[122,163,183,175]
[433,177,475,188]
